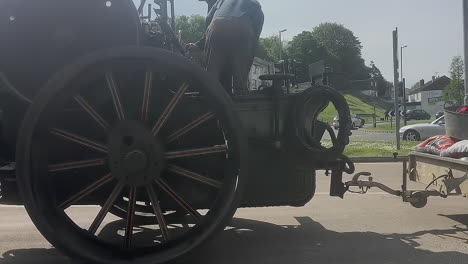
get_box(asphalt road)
[1,163,468,264]
[324,127,396,142]
[350,128,395,142]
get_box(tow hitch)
[345,170,468,209]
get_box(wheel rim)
[17,48,244,263]
[406,131,417,141]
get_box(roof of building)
[406,101,421,107]
[252,57,273,67]
[409,75,451,95]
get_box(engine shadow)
[1,215,468,264]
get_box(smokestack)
[420,79,425,88]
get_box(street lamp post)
[401,45,408,126]
[279,29,287,74]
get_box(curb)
[362,129,396,134]
[350,156,408,163]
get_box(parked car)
[435,111,444,119]
[333,114,364,130]
[399,116,445,141]
[356,115,366,127]
[404,109,431,121]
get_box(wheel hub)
[108,121,164,187]
[123,150,148,173]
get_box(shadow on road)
[190,216,468,264]
[1,215,468,264]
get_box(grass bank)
[343,140,421,157]
[318,94,386,124]
[321,140,421,157]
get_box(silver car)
[333,114,364,130]
[399,116,445,141]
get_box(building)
[407,76,451,115]
[360,90,378,97]
[358,77,379,97]
[248,57,275,91]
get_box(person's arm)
[194,35,206,49]
[193,2,217,49]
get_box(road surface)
[350,128,395,142]
[1,163,468,264]
[324,127,396,142]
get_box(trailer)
[346,110,468,208]
[409,152,468,200]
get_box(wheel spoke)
[156,178,201,221]
[166,112,216,143]
[74,95,110,130]
[165,145,227,159]
[49,159,106,172]
[124,187,137,249]
[105,72,125,121]
[59,173,113,210]
[51,128,107,154]
[167,164,222,188]
[141,71,153,121]
[89,183,124,235]
[146,186,169,242]
[151,83,189,136]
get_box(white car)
[399,116,445,141]
[333,114,364,130]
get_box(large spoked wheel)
[16,47,246,263]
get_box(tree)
[369,61,383,79]
[369,61,392,96]
[411,81,421,90]
[256,36,283,62]
[287,31,328,82]
[444,56,465,106]
[311,22,369,79]
[175,15,206,45]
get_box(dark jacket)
[196,0,264,48]
[207,0,264,36]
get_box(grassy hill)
[318,94,386,123]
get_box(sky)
[140,0,465,87]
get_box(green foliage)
[321,139,420,156]
[175,15,206,45]
[187,18,384,93]
[444,56,465,106]
[311,23,370,80]
[369,61,383,79]
[287,31,328,82]
[256,36,282,62]
[257,23,379,87]
[317,94,385,124]
[342,140,420,157]
[411,81,421,90]
[369,61,392,96]
[312,23,363,57]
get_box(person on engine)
[187,0,264,95]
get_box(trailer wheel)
[410,192,428,209]
[16,47,246,264]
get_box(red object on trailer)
[459,106,468,114]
